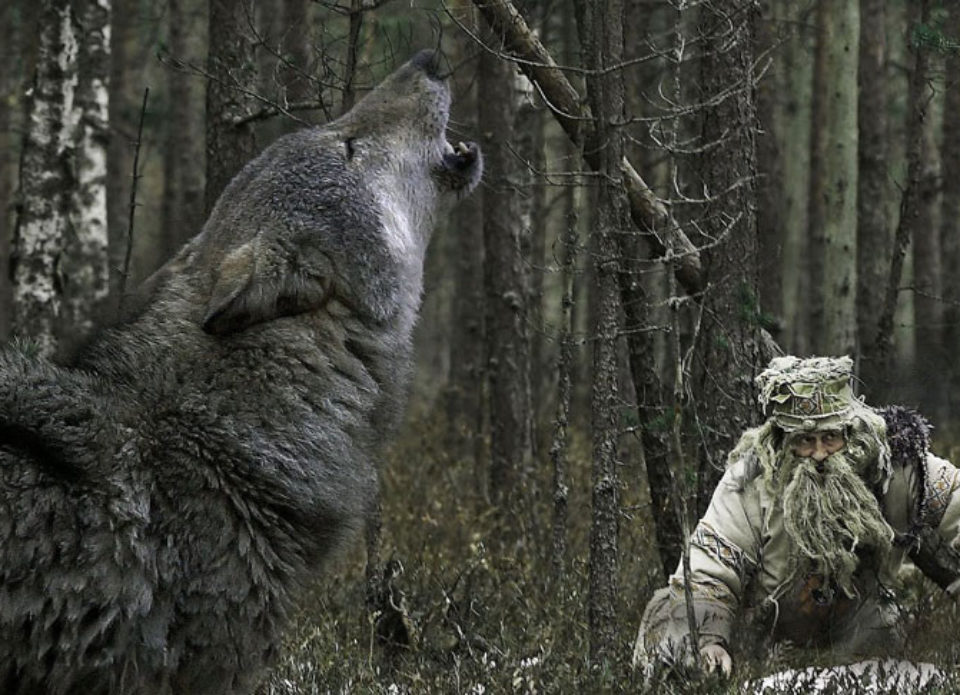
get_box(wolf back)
[0,49,481,694]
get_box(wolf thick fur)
[0,50,481,694]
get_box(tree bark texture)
[549,196,577,581]
[280,0,312,105]
[62,0,111,351]
[693,1,761,514]
[445,42,486,470]
[875,0,931,379]
[941,3,960,416]
[819,0,860,358]
[161,0,205,264]
[912,68,944,416]
[778,0,813,355]
[12,0,81,357]
[806,0,829,353]
[577,0,626,665]
[753,1,783,335]
[856,0,889,395]
[205,0,258,213]
[106,0,133,301]
[0,0,18,340]
[477,44,533,507]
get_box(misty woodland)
[2,1,960,694]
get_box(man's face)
[788,429,845,463]
[774,424,893,595]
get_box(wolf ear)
[202,241,334,335]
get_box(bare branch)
[467,0,704,295]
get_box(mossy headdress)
[756,356,857,432]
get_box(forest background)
[2,0,959,692]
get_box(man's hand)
[699,644,732,677]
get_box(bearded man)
[633,356,960,677]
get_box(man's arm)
[634,459,762,670]
[910,454,960,593]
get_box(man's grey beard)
[776,446,895,597]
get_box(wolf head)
[174,49,482,335]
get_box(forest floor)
[260,410,960,694]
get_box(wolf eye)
[344,138,357,160]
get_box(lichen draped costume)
[634,356,960,672]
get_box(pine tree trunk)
[62,0,111,351]
[161,0,205,263]
[0,0,18,340]
[875,0,931,381]
[806,0,829,351]
[694,0,761,514]
[577,0,627,664]
[819,0,860,357]
[12,0,81,356]
[477,37,533,508]
[857,0,889,394]
[205,0,258,213]
[912,58,944,416]
[941,3,960,418]
[106,0,133,301]
[754,0,783,333]
[779,0,813,355]
[444,31,486,476]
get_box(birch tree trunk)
[205,0,258,213]
[62,0,111,350]
[857,0,889,394]
[12,0,81,357]
[576,0,627,664]
[819,1,860,358]
[477,32,533,508]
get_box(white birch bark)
[65,0,112,344]
[13,1,81,357]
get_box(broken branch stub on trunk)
[470,0,704,296]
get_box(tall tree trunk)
[779,0,813,355]
[12,0,81,357]
[106,0,133,302]
[806,0,829,352]
[753,0,783,336]
[576,0,627,665]
[819,1,860,357]
[549,180,578,581]
[857,0,889,395]
[875,0,931,383]
[205,0,258,213]
[61,0,111,352]
[280,0,312,105]
[941,3,960,419]
[445,39,486,471]
[912,60,944,416]
[694,1,761,514]
[0,0,19,340]
[477,33,533,508]
[161,0,205,263]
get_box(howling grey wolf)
[0,49,481,694]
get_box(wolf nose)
[410,49,443,80]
